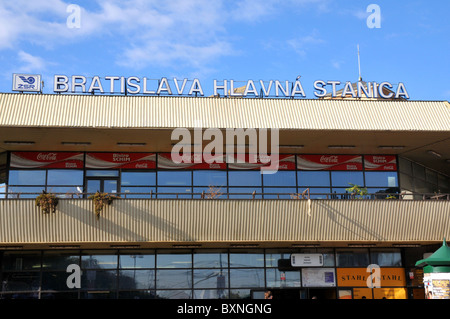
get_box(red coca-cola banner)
[364,155,397,171]
[158,153,227,169]
[228,154,296,170]
[297,155,362,171]
[10,152,84,169]
[86,152,156,169]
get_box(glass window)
[228,187,262,199]
[119,252,155,269]
[1,272,41,291]
[157,251,192,268]
[86,170,119,177]
[42,271,73,290]
[229,269,265,288]
[157,187,192,198]
[336,249,369,267]
[8,170,46,185]
[121,187,156,198]
[228,171,262,186]
[331,171,364,187]
[230,251,264,268]
[157,171,192,186]
[46,186,83,197]
[365,172,398,187]
[7,186,45,198]
[193,250,228,268]
[42,251,80,270]
[263,187,297,199]
[298,171,330,187]
[193,186,225,199]
[2,251,42,271]
[193,170,227,186]
[119,270,155,289]
[81,270,117,290]
[121,171,156,186]
[193,269,228,289]
[156,269,192,289]
[47,170,83,185]
[266,269,301,288]
[263,171,296,186]
[81,252,118,269]
[370,249,402,266]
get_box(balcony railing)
[1,190,449,200]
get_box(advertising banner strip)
[10,152,84,169]
[86,153,156,169]
[364,155,397,171]
[297,155,362,171]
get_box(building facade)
[0,91,449,299]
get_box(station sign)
[12,74,41,92]
[48,74,409,99]
[291,253,324,267]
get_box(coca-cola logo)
[372,156,387,164]
[37,153,57,161]
[320,155,338,163]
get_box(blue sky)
[0,0,449,100]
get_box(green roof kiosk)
[415,239,450,299]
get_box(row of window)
[0,249,403,299]
[4,169,399,199]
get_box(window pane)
[228,171,262,186]
[266,269,301,288]
[230,251,264,268]
[365,172,398,187]
[156,270,192,289]
[228,187,262,199]
[157,171,191,186]
[193,269,228,288]
[86,170,119,177]
[229,269,265,288]
[157,251,192,268]
[119,252,155,268]
[2,251,42,271]
[298,171,330,187]
[331,171,364,187]
[121,186,156,198]
[1,272,40,291]
[81,252,118,269]
[157,187,192,198]
[46,186,83,197]
[47,170,83,185]
[193,187,225,199]
[370,249,402,266]
[42,251,80,270]
[9,170,46,185]
[193,251,228,268]
[81,270,117,290]
[119,270,155,289]
[121,172,156,186]
[263,187,297,199]
[263,171,296,186]
[336,249,369,267]
[193,170,227,186]
[8,186,45,198]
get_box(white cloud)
[17,51,47,72]
[287,29,325,57]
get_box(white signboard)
[13,74,41,92]
[291,253,323,267]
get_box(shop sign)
[50,75,409,99]
[10,151,84,169]
[85,152,156,169]
[291,253,323,267]
[363,155,397,171]
[337,268,406,287]
[228,154,296,170]
[12,74,41,92]
[297,155,362,171]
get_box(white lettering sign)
[291,254,324,267]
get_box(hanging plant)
[345,183,368,199]
[88,192,116,220]
[35,191,59,214]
